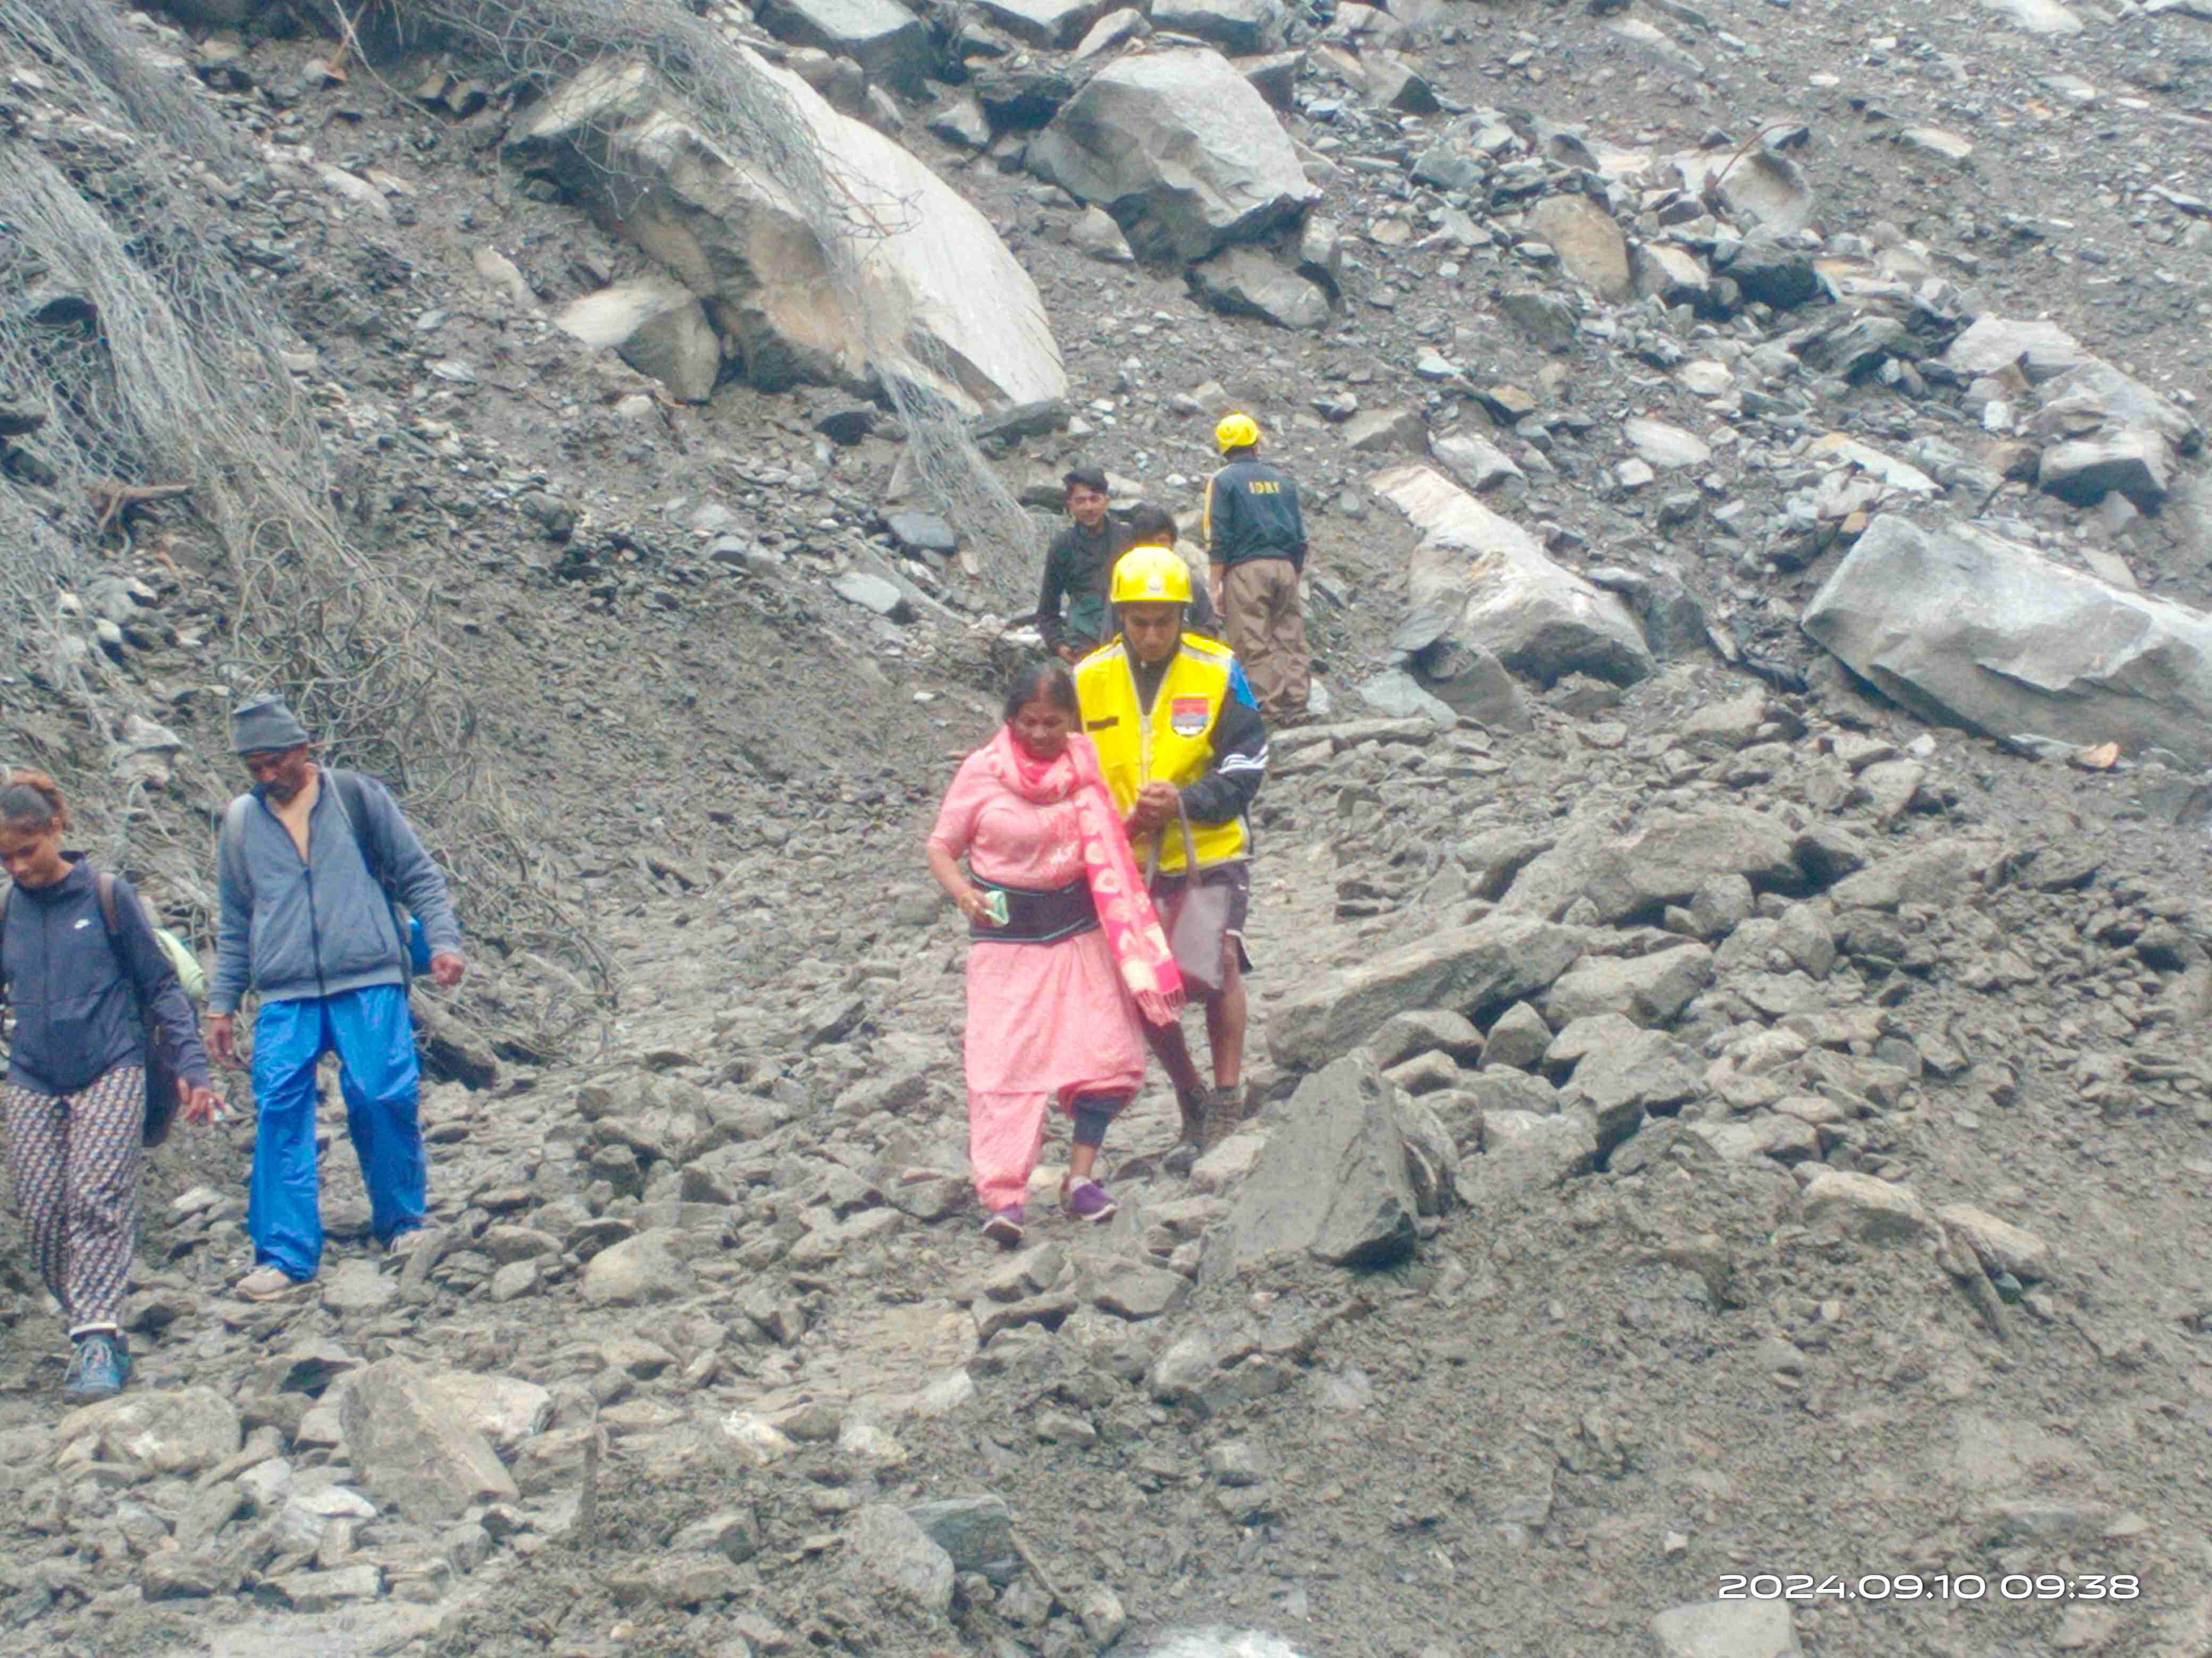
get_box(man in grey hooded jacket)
[208,694,465,1300]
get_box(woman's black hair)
[1004,658,1080,726]
[1124,502,1177,546]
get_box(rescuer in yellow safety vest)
[1074,545,1269,1161]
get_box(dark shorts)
[1148,861,1253,978]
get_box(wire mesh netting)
[384,0,1044,604]
[1,0,609,1022]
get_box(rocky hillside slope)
[4,1,2212,1655]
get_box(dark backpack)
[326,770,432,979]
[0,872,190,1147]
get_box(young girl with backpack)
[0,770,222,1400]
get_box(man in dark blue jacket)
[1203,413,1311,725]
[207,695,465,1300]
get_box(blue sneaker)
[63,1333,132,1402]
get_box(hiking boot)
[1062,1177,1117,1223]
[1196,1084,1245,1153]
[387,1227,437,1258]
[982,1206,1025,1249]
[63,1333,131,1402]
[1176,1087,1208,1147]
[236,1266,311,1302]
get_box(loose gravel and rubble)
[4,2,2212,1656]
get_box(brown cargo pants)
[1219,557,1310,724]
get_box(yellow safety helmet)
[1110,544,1194,607]
[1214,411,1261,454]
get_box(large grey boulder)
[423,1372,555,1455]
[1797,1170,1934,1244]
[1802,516,2212,768]
[1205,1055,1420,1277]
[1556,1026,1703,1155]
[340,1360,520,1521]
[1028,50,1318,262]
[1827,838,2009,912]
[555,279,722,402]
[2037,426,2173,510]
[1465,1109,1599,1200]
[1187,248,1329,329]
[1355,668,1461,726]
[1544,945,1714,1031]
[1270,913,1586,1072]
[1939,315,2087,383]
[974,0,1116,48]
[2035,359,2203,457]
[1430,430,1526,496]
[849,1504,955,1613]
[56,1389,240,1479]
[1373,465,1654,687]
[906,1496,1019,1583]
[1717,232,1818,309]
[507,56,1065,415]
[752,0,935,92]
[1152,0,1289,52]
[581,1227,697,1306]
[1500,807,1803,924]
[1528,194,1630,301]
[1412,638,1529,730]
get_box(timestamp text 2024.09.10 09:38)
[1717,1575,2141,1602]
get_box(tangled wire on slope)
[380,0,1044,605]
[0,0,611,1028]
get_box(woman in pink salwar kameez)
[925,661,1183,1248]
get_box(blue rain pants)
[248,984,424,1280]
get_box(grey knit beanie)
[231,693,312,754]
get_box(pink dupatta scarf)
[982,725,1184,1025]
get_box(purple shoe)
[983,1206,1025,1249]
[1063,1179,1117,1223]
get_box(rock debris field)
[4,0,2212,1656]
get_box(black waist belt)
[972,877,1099,944]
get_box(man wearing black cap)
[1035,467,1135,663]
[208,694,466,1301]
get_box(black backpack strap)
[328,769,392,895]
[93,869,149,1010]
[94,869,150,996]
[94,869,120,938]
[329,770,418,983]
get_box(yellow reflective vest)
[1075,634,1251,874]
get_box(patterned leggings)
[2,1066,143,1336]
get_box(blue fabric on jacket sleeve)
[1227,659,1258,710]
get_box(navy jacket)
[1203,459,1308,571]
[2,855,214,1096]
[214,768,461,1015]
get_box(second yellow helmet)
[1214,411,1260,454]
[1110,544,1194,606]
